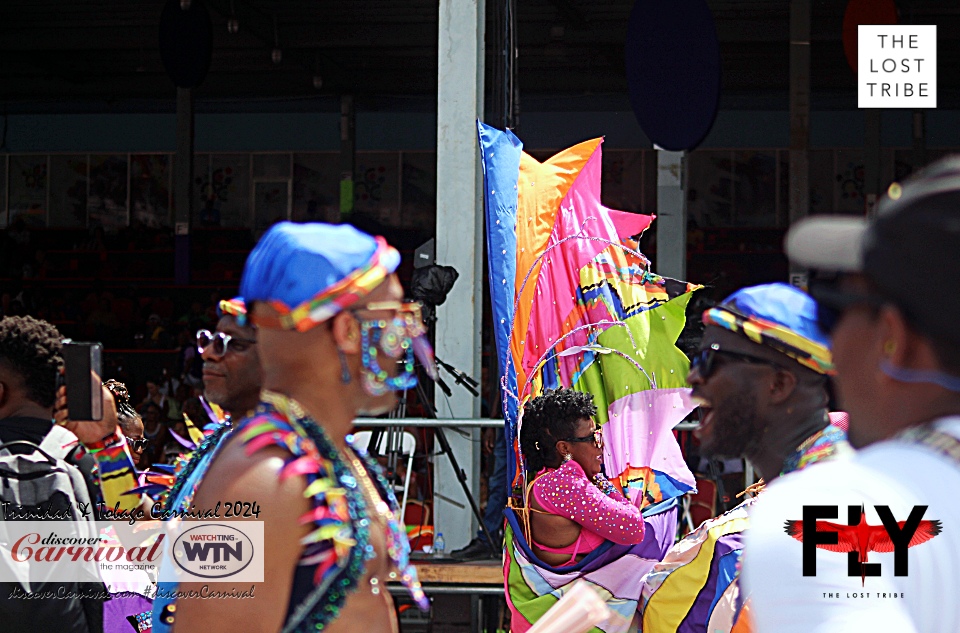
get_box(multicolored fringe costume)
[640,422,851,633]
[127,397,226,506]
[152,391,426,633]
[478,124,700,630]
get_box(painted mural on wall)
[49,155,88,227]
[9,155,48,227]
[131,154,171,228]
[87,155,128,230]
[400,152,436,228]
[293,153,339,223]
[354,153,399,226]
[194,154,249,228]
[2,148,928,233]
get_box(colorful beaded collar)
[237,392,427,632]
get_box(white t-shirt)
[743,417,960,633]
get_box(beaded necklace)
[241,393,427,633]
[345,444,425,604]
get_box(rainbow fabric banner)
[478,122,699,508]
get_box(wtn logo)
[182,541,243,564]
[173,524,255,579]
[784,505,942,585]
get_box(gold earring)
[884,340,896,355]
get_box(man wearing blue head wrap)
[640,283,851,633]
[154,223,432,633]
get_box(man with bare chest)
[153,223,433,633]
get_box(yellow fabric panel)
[642,517,749,632]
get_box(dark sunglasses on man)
[690,343,782,380]
[809,283,888,336]
[196,329,257,358]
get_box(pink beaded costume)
[529,459,646,564]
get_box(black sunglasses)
[691,344,782,379]
[809,284,887,335]
[564,427,603,449]
[129,438,150,452]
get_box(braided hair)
[0,316,63,408]
[519,388,598,473]
[104,379,139,426]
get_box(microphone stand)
[415,375,498,552]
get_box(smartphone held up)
[60,340,103,421]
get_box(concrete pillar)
[174,87,193,285]
[656,149,686,280]
[912,110,927,174]
[864,109,881,215]
[433,0,485,551]
[788,0,810,286]
[339,95,355,221]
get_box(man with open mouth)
[641,282,851,633]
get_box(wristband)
[85,428,126,452]
[592,473,620,497]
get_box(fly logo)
[174,524,255,579]
[784,505,941,585]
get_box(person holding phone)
[0,316,109,633]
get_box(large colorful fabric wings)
[478,122,699,509]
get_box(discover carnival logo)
[784,505,941,586]
[173,524,255,579]
[0,520,263,584]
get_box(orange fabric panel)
[511,138,602,392]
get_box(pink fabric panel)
[602,388,698,491]
[519,144,653,386]
[828,410,850,431]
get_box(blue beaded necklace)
[264,395,426,632]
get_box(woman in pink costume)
[504,388,676,633]
[520,387,647,565]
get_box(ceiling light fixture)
[271,16,282,64]
[312,53,322,90]
[227,0,238,33]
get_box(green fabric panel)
[505,523,559,626]
[575,293,693,425]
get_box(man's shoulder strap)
[897,425,960,466]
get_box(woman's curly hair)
[0,316,63,408]
[519,387,598,473]
[104,378,139,424]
